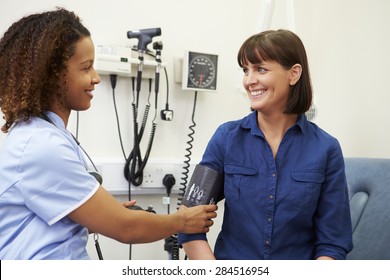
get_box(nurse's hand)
[176,204,218,234]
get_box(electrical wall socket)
[91,157,194,195]
[141,159,182,189]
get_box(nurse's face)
[61,36,100,112]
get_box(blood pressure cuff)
[181,164,224,207]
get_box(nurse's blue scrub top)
[0,111,99,259]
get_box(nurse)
[0,8,217,259]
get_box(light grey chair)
[345,157,390,259]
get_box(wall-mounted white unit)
[95,45,167,79]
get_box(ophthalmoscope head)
[127,28,161,51]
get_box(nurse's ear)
[289,64,302,86]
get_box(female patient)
[0,8,217,259]
[179,29,353,260]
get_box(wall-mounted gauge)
[182,51,218,92]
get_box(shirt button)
[267,217,272,222]
[265,240,270,246]
[272,173,276,177]
[268,194,274,200]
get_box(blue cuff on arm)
[315,245,348,260]
[178,233,207,246]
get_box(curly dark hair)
[0,7,90,133]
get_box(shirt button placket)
[264,170,276,255]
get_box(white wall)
[1,0,390,259]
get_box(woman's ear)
[289,64,302,86]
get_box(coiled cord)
[124,78,156,189]
[170,91,198,261]
[177,91,198,207]
[170,236,180,260]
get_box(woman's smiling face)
[242,60,293,114]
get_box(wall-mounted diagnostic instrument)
[182,51,218,92]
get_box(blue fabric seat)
[345,157,390,259]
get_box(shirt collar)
[295,114,308,134]
[44,111,66,130]
[240,111,308,136]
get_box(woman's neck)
[257,112,298,157]
[258,112,297,136]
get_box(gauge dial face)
[186,52,218,91]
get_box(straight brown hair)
[237,29,312,114]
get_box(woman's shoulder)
[305,120,341,149]
[10,118,73,161]
[217,112,253,132]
